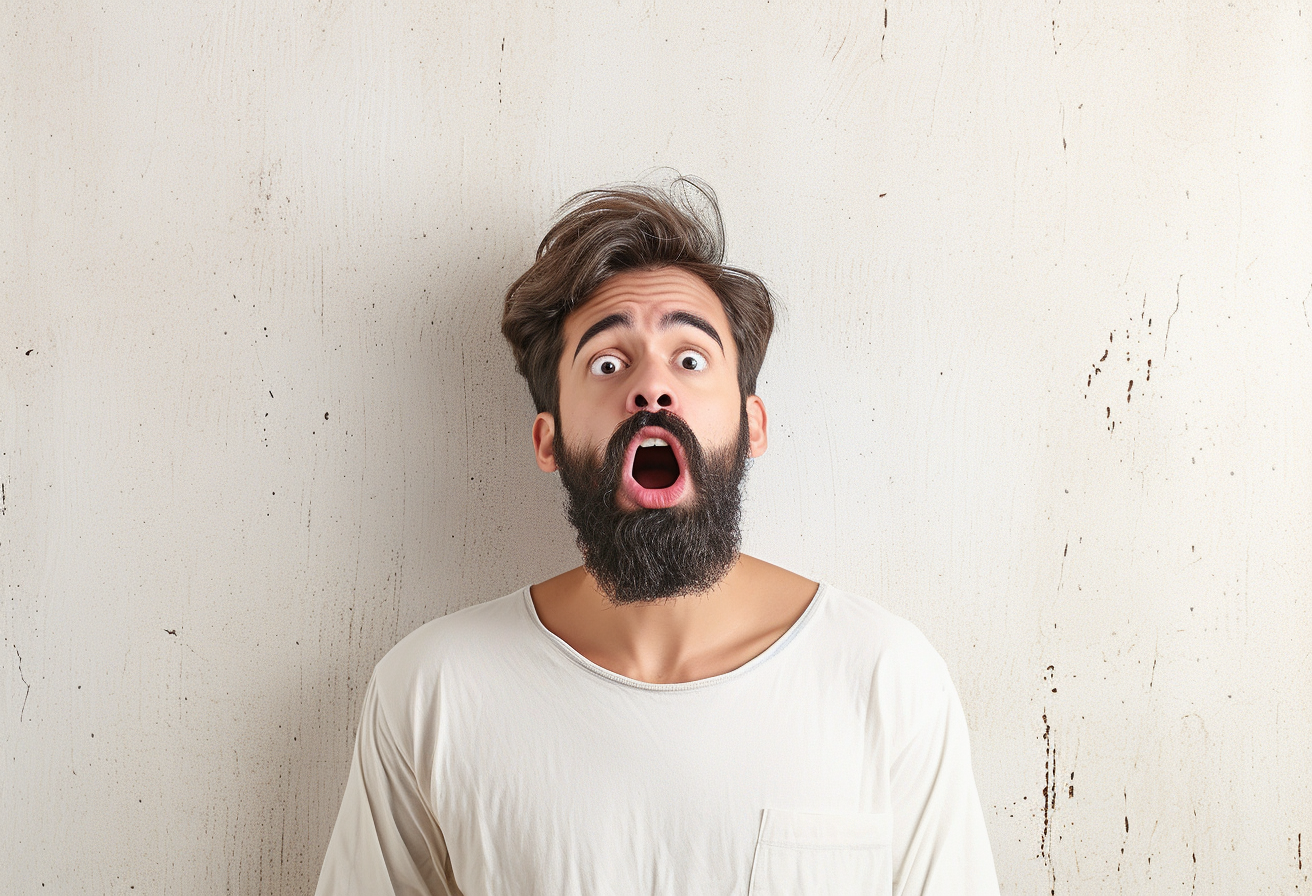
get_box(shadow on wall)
[237,202,578,893]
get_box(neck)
[530,554,817,684]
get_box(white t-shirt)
[315,583,999,895]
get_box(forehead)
[563,267,733,345]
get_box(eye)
[589,354,625,376]
[676,350,707,372]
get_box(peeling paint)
[1040,693,1058,896]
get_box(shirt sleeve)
[889,663,1000,896]
[315,672,462,896]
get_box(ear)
[532,412,558,472]
[745,394,768,458]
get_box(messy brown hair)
[501,177,776,415]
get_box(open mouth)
[632,438,680,489]
[622,426,688,508]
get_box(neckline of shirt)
[518,582,829,692]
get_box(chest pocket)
[746,809,892,896]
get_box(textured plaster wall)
[2,1,1309,892]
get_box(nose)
[625,358,678,416]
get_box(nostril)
[635,394,648,408]
[657,394,672,407]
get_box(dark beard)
[554,408,749,605]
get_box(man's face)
[532,268,768,603]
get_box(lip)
[620,426,690,509]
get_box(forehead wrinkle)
[572,311,632,360]
[660,310,724,354]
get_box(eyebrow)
[573,312,632,360]
[660,311,724,353]
[571,309,726,361]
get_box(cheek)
[682,401,742,447]
[558,394,619,451]
[684,371,743,430]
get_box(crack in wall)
[14,645,31,723]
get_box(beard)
[553,407,750,605]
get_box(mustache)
[598,409,704,485]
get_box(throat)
[632,445,679,490]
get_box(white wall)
[3,1,1308,892]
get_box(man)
[315,179,999,895]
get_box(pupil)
[682,357,695,369]
[602,361,614,373]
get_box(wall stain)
[1090,289,1163,427]
[1040,663,1063,894]
[1040,697,1057,895]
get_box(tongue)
[633,445,679,490]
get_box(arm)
[889,666,999,896]
[315,674,461,896]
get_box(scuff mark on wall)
[830,30,848,63]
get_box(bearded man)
[315,180,1000,895]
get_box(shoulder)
[807,584,957,726]
[370,589,536,701]
[811,585,948,674]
